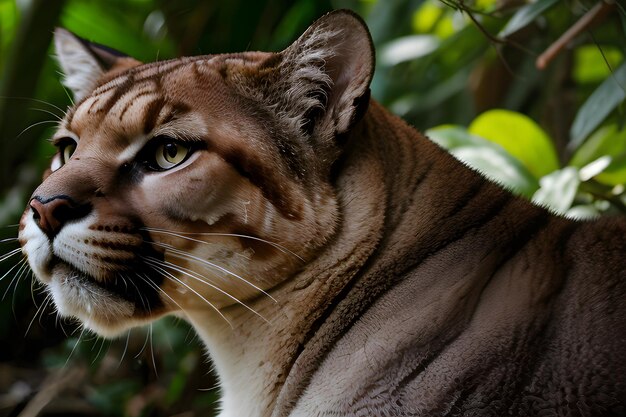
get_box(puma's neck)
[184,101,468,416]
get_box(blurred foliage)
[0,0,625,416]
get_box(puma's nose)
[29,197,91,238]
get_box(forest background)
[0,0,624,416]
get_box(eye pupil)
[164,143,178,159]
[152,138,191,170]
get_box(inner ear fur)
[234,10,374,154]
[280,10,374,137]
[54,28,142,102]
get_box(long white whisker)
[0,237,19,243]
[2,259,27,299]
[39,294,53,327]
[143,227,304,261]
[136,326,151,359]
[142,257,232,328]
[136,272,187,314]
[117,329,132,369]
[0,95,66,114]
[92,337,107,364]
[65,326,87,367]
[123,274,149,312]
[25,294,51,337]
[0,248,22,263]
[152,241,276,303]
[146,256,269,323]
[15,119,59,140]
[149,324,158,378]
[59,84,75,107]
[30,107,63,121]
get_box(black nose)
[29,196,91,238]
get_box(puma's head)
[18,10,374,336]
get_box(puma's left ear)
[281,9,375,138]
[54,28,142,102]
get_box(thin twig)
[536,0,617,69]
[17,367,86,417]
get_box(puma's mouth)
[49,256,164,311]
[46,259,166,337]
[49,250,162,314]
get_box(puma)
[17,9,626,417]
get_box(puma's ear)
[280,9,375,139]
[54,28,142,101]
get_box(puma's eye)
[155,141,190,170]
[62,142,77,163]
[139,136,197,171]
[52,139,77,171]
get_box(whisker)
[145,256,269,324]
[39,294,53,327]
[136,272,187,314]
[0,95,66,114]
[30,271,38,306]
[142,227,304,262]
[149,324,158,378]
[1,259,27,300]
[25,293,51,337]
[65,326,87,367]
[123,273,149,312]
[92,337,107,365]
[0,248,22,263]
[117,329,132,369]
[30,107,63,121]
[0,257,26,282]
[15,119,60,140]
[152,241,276,303]
[142,257,233,328]
[10,261,30,315]
[135,326,151,359]
[60,84,75,107]
[0,237,19,243]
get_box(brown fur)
[18,10,626,417]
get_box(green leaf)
[570,124,626,166]
[468,109,559,179]
[596,153,626,186]
[565,204,600,220]
[573,46,624,85]
[570,124,626,185]
[569,62,626,150]
[380,35,440,66]
[531,167,580,214]
[499,0,559,38]
[427,126,539,197]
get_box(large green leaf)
[569,62,626,150]
[499,0,559,38]
[427,126,539,196]
[531,167,580,214]
[468,109,560,179]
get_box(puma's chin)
[47,263,155,337]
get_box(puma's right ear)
[54,28,142,102]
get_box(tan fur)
[19,10,626,417]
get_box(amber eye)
[51,139,77,171]
[154,141,190,170]
[62,142,77,163]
